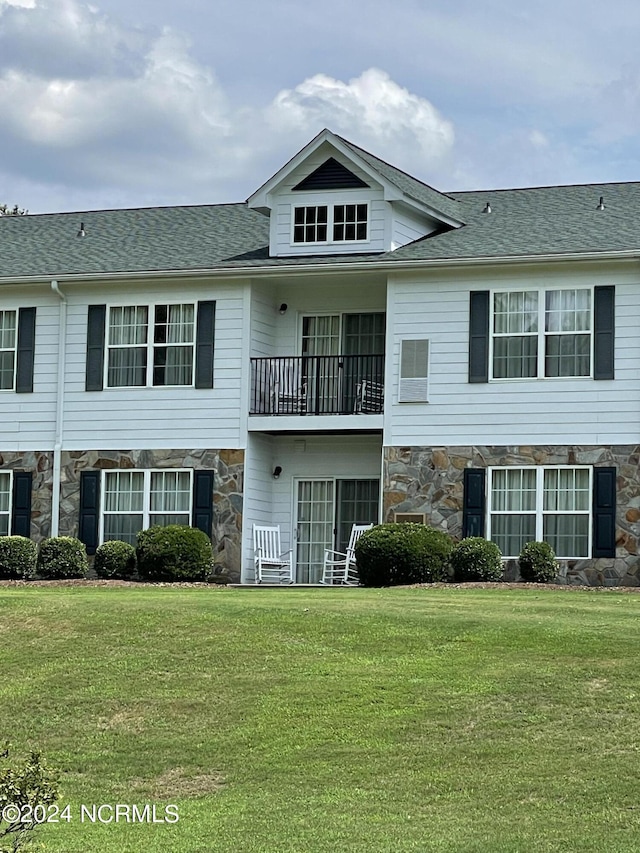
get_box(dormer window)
[292,203,369,245]
[333,204,368,241]
[293,206,328,243]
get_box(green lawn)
[1,584,640,852]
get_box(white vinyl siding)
[488,466,591,559]
[63,280,247,450]
[0,471,11,536]
[101,468,192,544]
[388,263,638,446]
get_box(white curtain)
[107,306,148,386]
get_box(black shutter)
[195,301,215,389]
[594,285,615,380]
[592,466,616,558]
[462,468,486,538]
[469,291,489,383]
[192,470,214,538]
[11,472,32,537]
[79,471,101,554]
[85,305,106,391]
[15,307,36,393]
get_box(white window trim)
[100,468,193,544]
[489,286,594,381]
[290,202,370,246]
[0,469,12,536]
[105,302,197,389]
[487,465,592,559]
[0,308,18,392]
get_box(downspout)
[50,280,67,537]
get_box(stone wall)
[384,444,640,587]
[59,448,244,579]
[0,451,53,541]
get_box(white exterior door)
[295,479,335,583]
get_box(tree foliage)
[0,205,27,216]
[0,744,59,852]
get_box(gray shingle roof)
[2,178,640,281]
[389,182,640,261]
[337,135,465,224]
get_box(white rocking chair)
[253,525,294,584]
[321,523,373,585]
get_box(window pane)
[493,336,537,378]
[545,333,590,377]
[149,514,190,527]
[544,469,589,511]
[0,351,15,390]
[0,516,8,536]
[544,515,589,558]
[109,306,148,345]
[0,473,10,513]
[492,469,536,511]
[150,471,191,512]
[104,472,144,512]
[491,514,536,557]
[0,311,16,349]
[104,514,143,544]
[545,290,591,333]
[494,292,538,334]
[153,345,193,386]
[108,347,147,387]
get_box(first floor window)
[102,469,192,544]
[0,472,11,536]
[489,466,591,558]
[0,310,17,390]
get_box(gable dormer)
[247,129,466,258]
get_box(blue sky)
[2,0,640,213]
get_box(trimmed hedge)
[519,541,558,583]
[37,537,88,579]
[450,537,503,582]
[94,540,137,579]
[354,523,453,587]
[136,525,213,582]
[0,536,38,580]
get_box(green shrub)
[37,537,88,579]
[0,536,37,580]
[354,523,453,587]
[450,537,503,582]
[94,540,137,579]
[0,742,59,852]
[519,541,558,583]
[136,525,212,582]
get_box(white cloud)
[0,1,458,211]
[268,68,455,169]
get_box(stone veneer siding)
[59,449,244,580]
[0,451,53,541]
[384,445,640,587]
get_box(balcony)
[250,354,384,416]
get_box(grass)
[1,584,640,852]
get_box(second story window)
[107,304,195,388]
[492,288,592,379]
[0,311,17,390]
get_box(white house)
[0,129,637,585]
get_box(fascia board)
[1,250,639,288]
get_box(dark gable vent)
[293,157,369,191]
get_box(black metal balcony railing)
[250,354,384,416]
